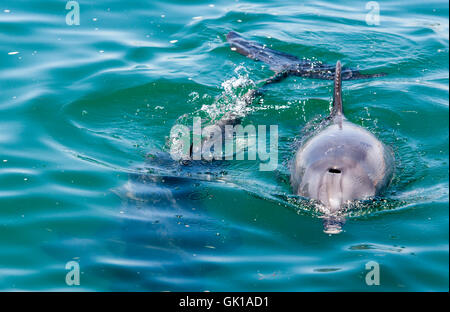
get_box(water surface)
[0,0,448,291]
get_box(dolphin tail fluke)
[332,60,343,116]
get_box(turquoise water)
[0,0,448,291]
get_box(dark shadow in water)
[112,151,241,291]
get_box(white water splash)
[200,65,256,122]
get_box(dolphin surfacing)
[185,32,393,233]
[290,61,394,233]
[225,32,393,231]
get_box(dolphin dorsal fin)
[332,60,343,116]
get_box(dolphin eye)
[328,168,341,174]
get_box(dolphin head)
[298,149,377,214]
[300,149,379,235]
[291,119,390,216]
[318,161,376,212]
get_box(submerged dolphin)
[226,31,386,81]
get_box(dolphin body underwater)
[184,32,394,233]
